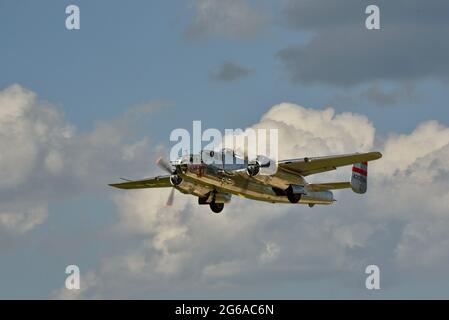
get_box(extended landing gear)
[209,201,224,213]
[199,192,227,213]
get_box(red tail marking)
[352,166,368,177]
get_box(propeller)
[156,157,182,207]
[165,187,175,207]
[156,157,174,174]
[246,157,271,177]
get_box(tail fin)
[351,162,368,194]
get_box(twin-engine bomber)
[109,149,382,213]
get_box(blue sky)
[1,0,449,299]
[3,1,447,138]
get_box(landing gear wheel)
[308,203,315,208]
[286,186,301,203]
[209,202,224,213]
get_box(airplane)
[109,149,382,213]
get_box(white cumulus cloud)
[40,101,449,298]
[0,84,153,233]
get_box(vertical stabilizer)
[351,162,368,194]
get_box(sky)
[1,0,449,299]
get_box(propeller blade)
[165,188,175,207]
[156,157,173,174]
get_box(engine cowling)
[246,155,276,177]
[286,184,334,205]
[286,184,306,203]
[213,192,232,204]
[169,174,183,186]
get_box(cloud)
[0,84,153,233]
[379,120,449,174]
[256,103,375,157]
[210,61,252,82]
[0,204,48,234]
[331,83,417,107]
[186,0,265,39]
[51,271,99,300]
[277,0,449,86]
[58,102,449,298]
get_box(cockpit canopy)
[177,148,245,166]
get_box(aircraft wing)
[109,175,172,189]
[278,151,382,176]
[307,182,351,192]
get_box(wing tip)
[371,151,383,159]
[108,183,129,189]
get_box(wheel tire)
[286,186,301,203]
[209,202,224,213]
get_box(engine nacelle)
[169,174,183,186]
[286,185,334,204]
[200,192,232,204]
[301,190,334,204]
[286,184,306,203]
[246,155,276,177]
[213,192,232,204]
[289,184,307,195]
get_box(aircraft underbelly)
[181,172,333,205]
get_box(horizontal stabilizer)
[307,182,351,192]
